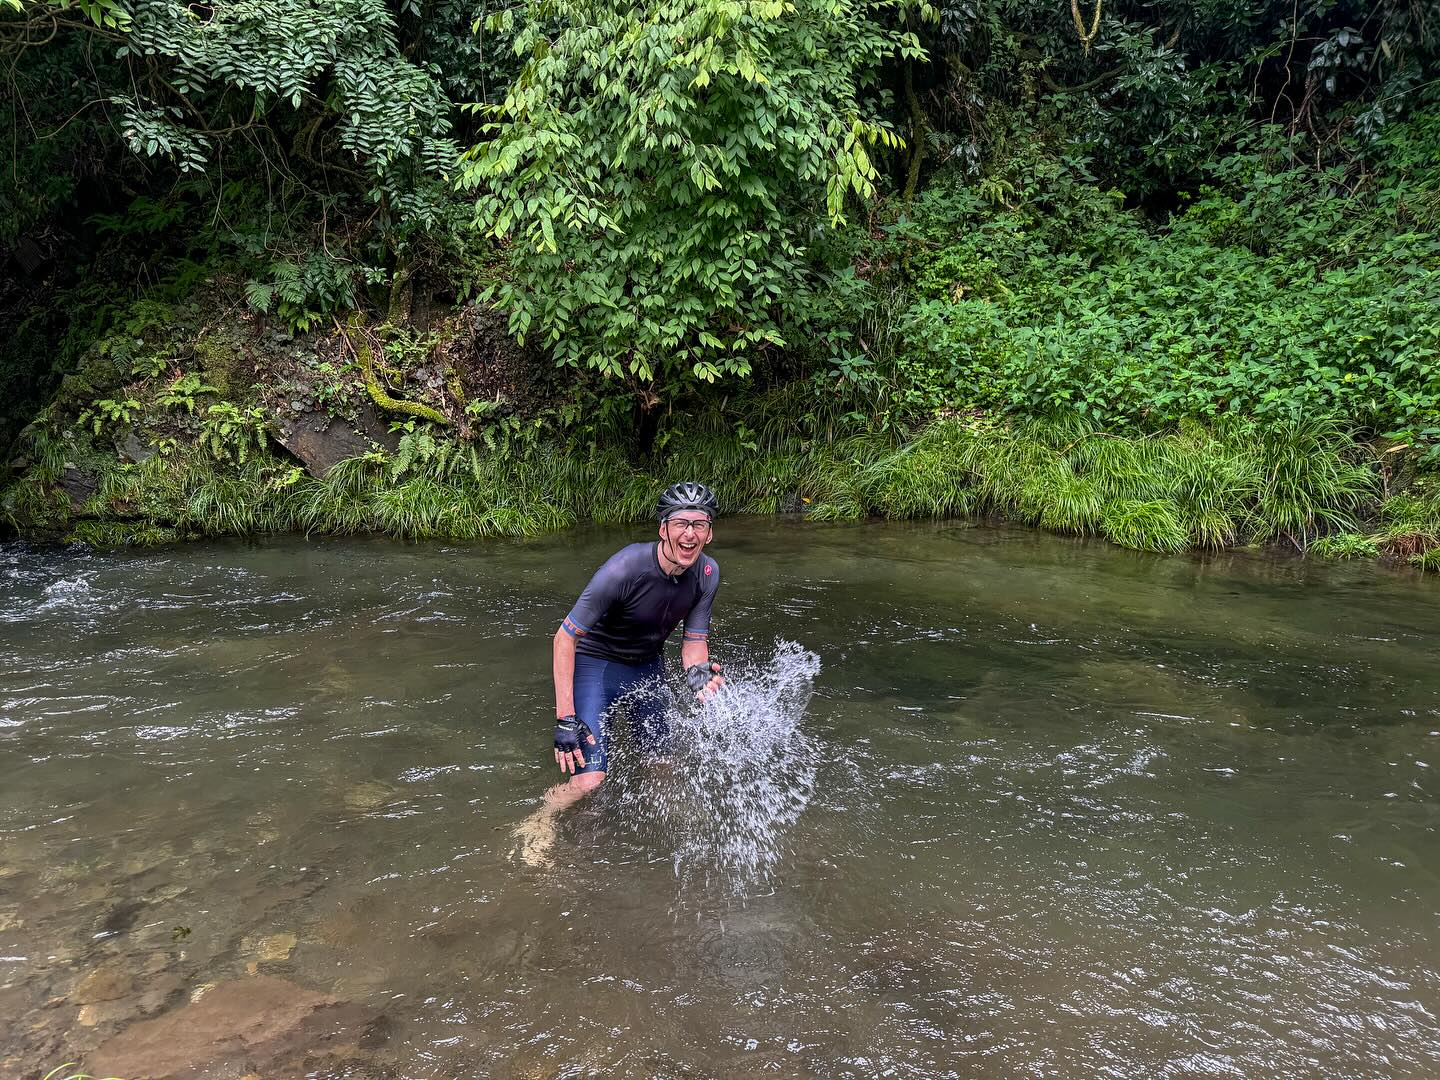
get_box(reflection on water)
[1,524,1438,1078]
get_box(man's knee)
[570,770,606,793]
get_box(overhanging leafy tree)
[3,0,467,321]
[460,0,928,397]
[925,0,1438,200]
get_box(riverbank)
[4,114,1437,565]
[4,400,1439,567]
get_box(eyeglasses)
[666,517,713,535]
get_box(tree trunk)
[634,397,660,460]
[387,258,414,326]
[903,61,926,204]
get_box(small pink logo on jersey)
[704,564,712,575]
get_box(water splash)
[37,575,97,613]
[608,641,821,891]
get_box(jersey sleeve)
[562,550,630,638]
[682,556,720,642]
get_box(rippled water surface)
[2,521,1439,1078]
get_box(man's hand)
[685,661,725,702]
[554,715,596,774]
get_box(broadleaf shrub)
[882,120,1440,444]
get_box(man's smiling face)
[659,512,713,570]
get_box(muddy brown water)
[1,521,1438,1078]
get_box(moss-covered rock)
[191,324,259,403]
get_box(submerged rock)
[78,999,135,1027]
[343,781,397,812]
[189,981,217,1004]
[88,975,386,1079]
[147,882,190,904]
[72,883,111,904]
[95,899,146,937]
[0,984,33,1020]
[72,965,135,1004]
[62,961,187,1038]
[135,971,187,1016]
[239,931,298,963]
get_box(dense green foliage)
[854,130,1440,442]
[924,0,1434,199]
[458,0,921,393]
[2,0,1439,563]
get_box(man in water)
[515,481,725,865]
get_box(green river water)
[1,520,1438,1077]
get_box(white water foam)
[37,575,96,613]
[607,640,821,891]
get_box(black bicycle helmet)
[656,481,719,522]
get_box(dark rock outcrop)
[270,404,398,479]
[58,464,97,508]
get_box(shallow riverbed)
[1,521,1438,1077]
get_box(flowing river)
[1,521,1438,1078]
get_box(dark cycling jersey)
[561,542,719,664]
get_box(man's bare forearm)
[553,628,577,718]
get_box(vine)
[337,317,449,427]
[1070,0,1102,57]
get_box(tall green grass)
[3,414,1414,560]
[807,415,1378,553]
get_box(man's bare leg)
[513,771,605,867]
